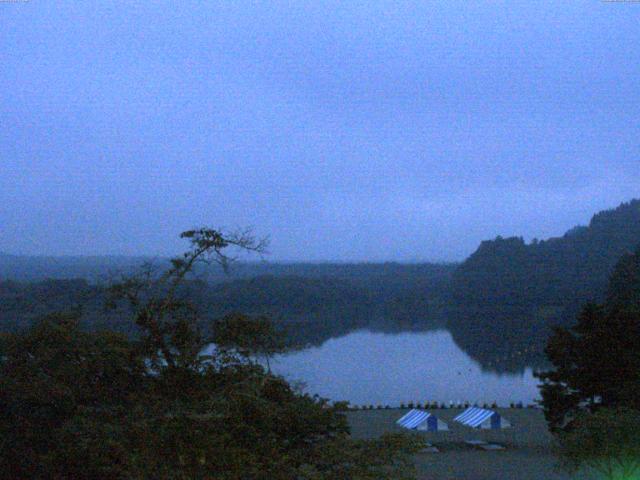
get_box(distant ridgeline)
[0,254,151,282]
[0,263,454,347]
[447,199,640,373]
[0,253,453,285]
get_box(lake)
[270,329,541,407]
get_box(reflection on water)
[445,305,552,375]
[271,330,541,406]
[281,305,551,376]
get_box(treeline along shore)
[1,200,640,373]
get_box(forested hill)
[0,264,454,348]
[447,199,640,371]
[451,199,640,311]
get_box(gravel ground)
[345,408,589,480]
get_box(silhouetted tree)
[537,246,640,432]
[211,312,286,370]
[0,228,423,479]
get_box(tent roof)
[453,407,496,427]
[396,409,433,429]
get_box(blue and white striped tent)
[396,409,449,432]
[453,407,511,429]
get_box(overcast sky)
[1,1,639,261]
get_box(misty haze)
[1,2,639,480]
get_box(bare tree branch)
[106,227,268,370]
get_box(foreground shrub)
[557,408,640,480]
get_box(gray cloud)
[1,1,638,260]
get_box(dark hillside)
[452,199,640,309]
[449,199,640,371]
[0,263,454,348]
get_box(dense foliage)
[537,247,640,432]
[0,229,423,479]
[535,245,640,479]
[0,314,421,479]
[556,408,640,480]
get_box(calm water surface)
[270,330,540,406]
